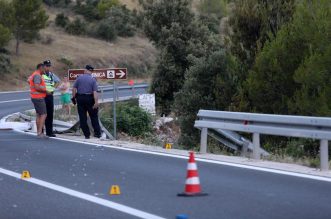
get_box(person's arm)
[72,88,77,98]
[52,73,61,88]
[93,91,99,109]
[33,75,46,93]
[92,79,99,109]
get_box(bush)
[97,0,119,18]
[101,101,153,137]
[0,24,11,48]
[65,18,86,35]
[95,19,117,41]
[0,48,11,75]
[43,0,71,7]
[198,0,227,18]
[74,0,100,21]
[117,104,152,136]
[104,6,135,37]
[55,13,69,28]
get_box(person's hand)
[93,102,99,109]
[71,97,76,105]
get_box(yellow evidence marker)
[21,170,31,179]
[109,185,121,195]
[165,143,172,150]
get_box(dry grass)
[0,5,156,91]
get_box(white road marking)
[0,98,30,104]
[15,130,331,183]
[0,167,165,219]
[0,90,29,94]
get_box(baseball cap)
[85,65,94,71]
[43,60,52,67]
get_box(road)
[1,86,331,219]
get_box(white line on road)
[0,98,30,104]
[15,130,331,183]
[0,90,29,94]
[0,167,165,219]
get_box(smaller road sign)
[68,68,127,81]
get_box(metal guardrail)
[194,110,331,171]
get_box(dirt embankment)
[0,4,156,91]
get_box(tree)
[12,0,48,55]
[289,1,331,116]
[173,50,238,147]
[0,24,10,48]
[105,6,136,37]
[141,0,195,48]
[229,0,295,70]
[246,0,331,115]
[141,0,215,114]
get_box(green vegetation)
[43,0,71,7]
[55,13,69,28]
[246,0,331,115]
[141,0,218,114]
[97,0,120,18]
[65,18,87,35]
[12,0,49,55]
[54,1,136,41]
[141,0,331,161]
[101,100,153,137]
[198,0,227,18]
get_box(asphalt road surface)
[1,86,331,219]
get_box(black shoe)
[94,134,101,138]
[47,134,56,137]
[85,136,90,139]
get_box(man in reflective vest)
[43,60,60,137]
[29,63,47,138]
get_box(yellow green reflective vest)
[43,73,55,93]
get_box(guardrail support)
[253,133,260,160]
[200,128,208,153]
[101,87,104,102]
[320,139,329,171]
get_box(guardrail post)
[253,133,260,160]
[101,87,104,102]
[200,128,208,153]
[320,139,329,171]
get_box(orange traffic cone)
[178,151,207,197]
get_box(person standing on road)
[29,63,48,138]
[72,65,101,139]
[59,75,71,119]
[42,60,60,137]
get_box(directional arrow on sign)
[116,70,126,79]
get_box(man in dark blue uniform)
[72,65,101,139]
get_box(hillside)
[0,2,157,91]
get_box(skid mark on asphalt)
[0,167,165,219]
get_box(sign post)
[113,81,117,139]
[68,68,127,140]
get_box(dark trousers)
[45,94,54,135]
[77,95,101,137]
